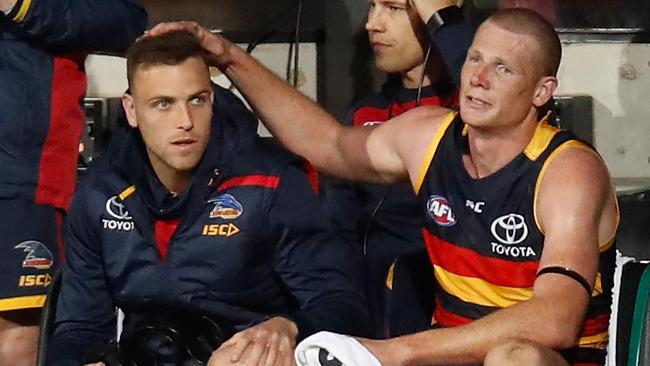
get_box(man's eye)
[497,64,511,74]
[155,100,171,109]
[190,96,206,105]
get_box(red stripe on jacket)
[35,53,87,210]
[352,93,458,127]
[218,175,280,191]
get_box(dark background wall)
[140,0,382,120]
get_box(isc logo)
[202,224,240,237]
[18,274,52,288]
[427,195,457,227]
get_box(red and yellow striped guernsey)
[415,113,616,366]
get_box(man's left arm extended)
[359,148,615,366]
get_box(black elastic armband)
[426,5,463,33]
[536,266,592,296]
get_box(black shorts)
[0,198,63,312]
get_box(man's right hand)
[408,0,464,24]
[208,317,298,366]
[0,0,18,13]
[145,21,235,69]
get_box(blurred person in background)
[0,0,146,364]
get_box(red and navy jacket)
[0,0,147,210]
[321,8,472,338]
[47,86,370,365]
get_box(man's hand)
[408,0,463,24]
[208,316,298,366]
[0,0,18,13]
[145,21,236,69]
[83,363,106,366]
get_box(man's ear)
[532,76,558,108]
[121,93,139,128]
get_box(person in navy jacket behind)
[47,31,369,366]
[0,0,147,364]
[322,0,472,338]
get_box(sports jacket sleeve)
[3,0,147,54]
[269,164,371,340]
[320,110,363,248]
[428,6,474,88]
[46,184,118,365]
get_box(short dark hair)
[485,8,561,77]
[125,30,208,91]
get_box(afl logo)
[105,196,132,220]
[491,214,528,245]
[427,195,456,227]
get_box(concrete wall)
[557,43,650,180]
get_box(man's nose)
[365,9,385,32]
[470,65,491,89]
[178,105,194,130]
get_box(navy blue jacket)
[47,86,370,365]
[0,0,147,209]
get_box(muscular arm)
[3,0,147,54]
[360,146,618,365]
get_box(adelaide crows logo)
[209,194,243,220]
[14,241,54,270]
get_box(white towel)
[294,331,382,366]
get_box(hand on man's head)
[144,21,234,69]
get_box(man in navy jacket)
[322,0,472,337]
[47,31,369,365]
[0,0,147,364]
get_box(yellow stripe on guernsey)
[119,185,137,200]
[414,112,457,194]
[0,295,46,311]
[385,262,396,290]
[434,265,533,308]
[523,117,560,161]
[579,331,609,349]
[12,0,32,22]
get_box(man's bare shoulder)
[536,143,617,241]
[395,105,453,129]
[369,105,455,188]
[542,145,611,192]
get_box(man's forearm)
[222,44,347,176]
[367,294,586,366]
